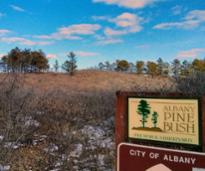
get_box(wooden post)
[202,96,205,152]
[115,91,127,147]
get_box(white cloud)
[110,12,143,32]
[96,36,123,45]
[185,10,205,22]
[104,27,127,36]
[59,24,101,35]
[103,13,143,37]
[35,34,82,40]
[93,0,158,9]
[153,20,199,29]
[75,51,100,57]
[0,37,53,46]
[47,54,57,59]
[176,48,205,59]
[10,4,25,12]
[154,10,205,30]
[94,13,143,45]
[35,24,101,41]
[0,29,53,46]
[0,29,10,36]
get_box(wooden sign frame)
[115,91,205,152]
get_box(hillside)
[21,70,175,93]
[0,70,176,171]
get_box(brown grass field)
[19,70,175,93]
[0,70,176,171]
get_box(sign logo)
[128,98,200,145]
[133,99,162,132]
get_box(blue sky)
[0,0,205,69]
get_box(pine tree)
[181,60,192,77]
[172,59,181,78]
[157,58,163,75]
[151,111,158,128]
[98,62,104,70]
[62,52,77,76]
[54,60,59,72]
[137,100,151,128]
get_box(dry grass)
[0,70,175,171]
[3,70,175,93]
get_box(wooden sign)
[118,143,205,171]
[128,97,201,146]
[115,91,205,151]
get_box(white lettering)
[149,152,159,159]
[163,154,196,165]
[129,149,146,157]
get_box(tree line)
[1,47,49,72]
[1,47,205,77]
[97,58,205,77]
[0,47,77,75]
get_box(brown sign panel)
[118,143,205,171]
[116,92,205,151]
[128,97,201,146]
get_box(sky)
[0,0,205,69]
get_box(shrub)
[176,71,205,96]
